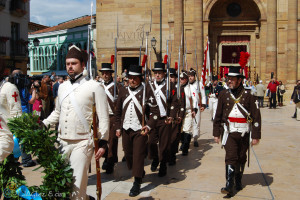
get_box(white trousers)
[192,110,201,139]
[182,111,201,139]
[209,97,218,120]
[59,139,94,200]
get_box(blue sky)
[30,0,96,26]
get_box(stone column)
[287,0,298,84]
[174,0,183,68]
[266,0,277,80]
[194,0,203,75]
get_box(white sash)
[154,81,166,103]
[123,86,143,115]
[59,80,86,106]
[103,82,114,102]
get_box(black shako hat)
[128,65,143,76]
[152,62,166,72]
[169,68,176,76]
[99,63,114,72]
[226,66,245,78]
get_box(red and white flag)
[201,38,211,86]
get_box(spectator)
[122,69,127,78]
[50,72,56,82]
[39,75,53,118]
[255,80,266,108]
[291,80,300,120]
[52,76,63,105]
[277,81,285,107]
[32,92,43,118]
[267,77,279,109]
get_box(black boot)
[182,133,191,156]
[158,162,167,177]
[221,165,235,197]
[151,158,159,172]
[235,164,245,191]
[168,154,176,166]
[129,177,142,197]
[102,159,108,170]
[105,162,114,174]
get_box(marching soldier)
[43,45,109,200]
[213,66,261,197]
[168,68,185,165]
[99,63,119,174]
[209,75,222,120]
[115,65,159,197]
[179,70,196,156]
[188,68,206,147]
[148,62,178,176]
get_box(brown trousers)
[148,118,171,163]
[122,128,148,178]
[168,123,181,158]
[224,132,250,166]
[106,115,118,164]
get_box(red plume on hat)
[238,51,250,69]
[163,55,168,64]
[175,62,178,71]
[141,55,148,67]
[111,55,115,65]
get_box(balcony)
[10,39,28,57]
[0,37,9,55]
[10,0,27,17]
[0,0,6,11]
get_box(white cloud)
[30,0,96,26]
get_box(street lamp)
[151,37,162,62]
[33,38,40,47]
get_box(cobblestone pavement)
[22,104,300,200]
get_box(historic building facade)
[28,15,96,75]
[96,0,299,96]
[0,0,30,77]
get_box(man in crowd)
[188,68,206,147]
[99,62,119,174]
[43,45,109,200]
[213,66,261,198]
[52,76,63,106]
[208,76,220,120]
[291,80,300,120]
[267,77,279,109]
[148,62,177,177]
[40,75,53,117]
[255,80,266,108]
[115,65,159,197]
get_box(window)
[10,22,20,55]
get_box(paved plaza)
[22,104,300,200]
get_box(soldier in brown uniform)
[213,66,261,197]
[99,63,119,174]
[168,68,186,165]
[115,65,159,197]
[148,62,178,176]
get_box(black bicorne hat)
[99,63,114,72]
[152,62,166,72]
[128,65,143,76]
[226,66,245,78]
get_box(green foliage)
[0,113,73,199]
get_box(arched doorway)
[207,0,262,80]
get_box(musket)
[184,38,188,71]
[141,32,149,134]
[113,38,118,100]
[195,40,203,115]
[92,93,102,200]
[166,40,170,99]
[177,46,181,99]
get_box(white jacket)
[43,76,109,141]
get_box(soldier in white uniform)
[0,114,14,162]
[180,71,197,155]
[43,45,109,200]
[188,68,206,147]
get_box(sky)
[30,0,97,27]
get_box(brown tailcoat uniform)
[169,84,186,159]
[115,83,159,178]
[101,80,120,164]
[148,80,178,163]
[213,86,261,165]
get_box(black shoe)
[158,163,167,177]
[23,160,36,167]
[151,158,159,172]
[102,160,108,170]
[122,156,126,162]
[235,164,245,191]
[105,164,114,174]
[89,195,95,200]
[221,165,235,196]
[292,115,296,118]
[129,178,141,197]
[194,141,199,147]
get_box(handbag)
[280,89,286,94]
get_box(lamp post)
[151,37,162,62]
